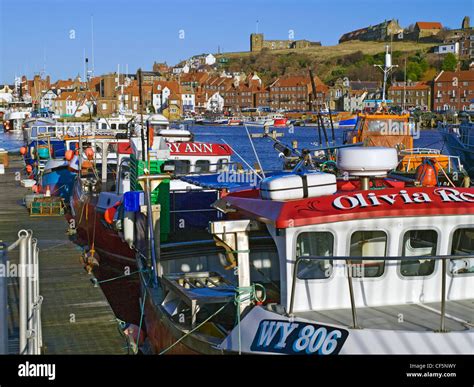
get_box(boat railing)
[400,148,441,155]
[1,230,43,354]
[289,254,473,332]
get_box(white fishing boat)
[126,146,474,354]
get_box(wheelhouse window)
[450,228,474,275]
[295,232,334,279]
[401,230,438,277]
[195,160,210,173]
[350,231,387,278]
[217,158,229,172]
[172,160,190,175]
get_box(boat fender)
[104,201,121,225]
[123,323,146,348]
[65,150,74,161]
[123,211,135,248]
[463,175,470,188]
[20,146,27,156]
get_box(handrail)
[4,230,43,354]
[289,254,471,332]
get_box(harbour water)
[1,125,444,169]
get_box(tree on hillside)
[442,53,458,72]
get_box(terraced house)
[433,67,474,111]
[268,76,328,111]
[388,82,432,110]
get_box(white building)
[181,92,195,112]
[153,85,172,112]
[206,92,224,112]
[40,89,57,110]
[343,90,368,112]
[434,42,460,55]
[205,54,216,66]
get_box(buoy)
[65,149,74,161]
[104,201,121,224]
[45,186,51,197]
[25,165,33,174]
[81,160,93,170]
[123,323,146,347]
[31,184,39,193]
[415,159,438,187]
[20,146,27,155]
[85,147,94,160]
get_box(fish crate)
[30,196,65,216]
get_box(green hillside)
[215,41,453,85]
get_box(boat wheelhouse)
[132,147,473,355]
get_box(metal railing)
[289,254,473,332]
[3,230,43,354]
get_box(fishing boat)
[3,110,30,132]
[69,126,233,270]
[438,119,474,178]
[344,112,469,186]
[227,117,243,126]
[127,146,473,354]
[338,115,357,129]
[246,113,288,128]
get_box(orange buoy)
[85,147,94,160]
[20,146,27,155]
[81,160,93,170]
[104,201,121,224]
[65,150,74,161]
[415,160,438,187]
[25,165,33,174]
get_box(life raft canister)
[104,201,122,224]
[415,158,439,187]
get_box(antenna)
[91,15,95,77]
[373,45,398,102]
[83,48,86,82]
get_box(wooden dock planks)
[0,155,127,354]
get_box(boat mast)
[374,45,398,102]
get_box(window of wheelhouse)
[172,160,190,175]
[450,228,474,275]
[400,230,438,277]
[350,231,387,278]
[217,158,229,172]
[195,160,210,173]
[295,232,334,279]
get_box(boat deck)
[296,299,474,332]
[0,155,127,354]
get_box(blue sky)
[0,0,471,83]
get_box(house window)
[295,232,334,280]
[400,230,437,277]
[350,230,387,278]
